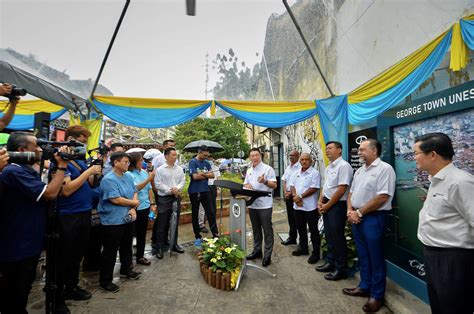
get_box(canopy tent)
[1,14,473,162]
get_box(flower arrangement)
[198,235,246,290]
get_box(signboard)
[347,127,377,171]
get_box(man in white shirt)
[154,147,186,258]
[151,139,176,170]
[281,150,300,245]
[317,141,353,281]
[414,133,474,314]
[289,153,321,264]
[244,148,277,267]
[343,139,395,313]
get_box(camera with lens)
[1,83,27,101]
[37,139,87,161]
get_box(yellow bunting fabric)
[450,22,469,71]
[0,99,64,114]
[94,95,209,109]
[315,114,329,166]
[217,100,315,113]
[69,118,102,153]
[348,30,449,104]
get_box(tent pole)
[282,0,334,97]
[90,0,130,99]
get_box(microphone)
[186,0,196,16]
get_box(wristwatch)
[356,209,363,218]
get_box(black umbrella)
[169,199,179,257]
[183,140,224,153]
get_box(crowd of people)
[0,90,472,314]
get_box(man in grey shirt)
[415,133,474,314]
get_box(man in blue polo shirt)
[188,146,219,247]
[55,126,102,302]
[0,132,71,313]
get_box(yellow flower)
[225,247,232,254]
[209,243,216,248]
[210,258,217,263]
[207,249,213,253]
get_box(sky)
[0,0,294,100]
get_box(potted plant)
[197,236,246,291]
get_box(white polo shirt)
[244,162,276,209]
[350,158,395,211]
[323,157,353,201]
[290,166,320,211]
[282,162,301,191]
[417,163,474,248]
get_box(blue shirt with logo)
[57,160,93,214]
[98,171,137,225]
[0,164,47,262]
[188,158,211,194]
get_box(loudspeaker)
[186,0,196,16]
[34,112,51,140]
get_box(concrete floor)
[26,199,424,313]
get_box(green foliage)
[174,117,250,159]
[321,221,358,268]
[212,48,261,100]
[201,236,246,273]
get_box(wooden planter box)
[197,252,232,291]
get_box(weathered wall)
[256,0,473,175]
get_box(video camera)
[5,139,86,164]
[1,83,27,101]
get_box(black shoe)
[200,226,209,233]
[291,248,309,256]
[156,248,164,259]
[316,262,335,273]
[172,245,185,253]
[246,251,263,260]
[120,270,141,280]
[100,282,120,293]
[55,301,71,314]
[262,257,271,267]
[281,238,297,246]
[307,254,320,264]
[64,286,92,301]
[324,270,348,281]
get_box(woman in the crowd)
[127,152,156,266]
[98,152,141,293]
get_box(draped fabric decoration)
[68,117,103,153]
[215,100,317,128]
[0,99,66,130]
[316,95,348,160]
[347,29,453,124]
[92,96,211,128]
[460,16,474,49]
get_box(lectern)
[214,180,276,290]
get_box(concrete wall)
[257,0,473,173]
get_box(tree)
[212,48,262,100]
[174,117,250,159]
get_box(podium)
[214,180,276,290]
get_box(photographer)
[0,132,70,314]
[0,83,20,131]
[54,126,101,302]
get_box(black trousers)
[99,224,133,284]
[134,208,150,259]
[294,209,320,255]
[423,246,474,314]
[284,197,297,241]
[83,224,102,271]
[190,191,218,239]
[248,207,274,258]
[322,200,348,271]
[209,185,218,215]
[0,255,39,314]
[155,209,171,248]
[57,210,91,293]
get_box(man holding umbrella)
[187,145,219,247]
